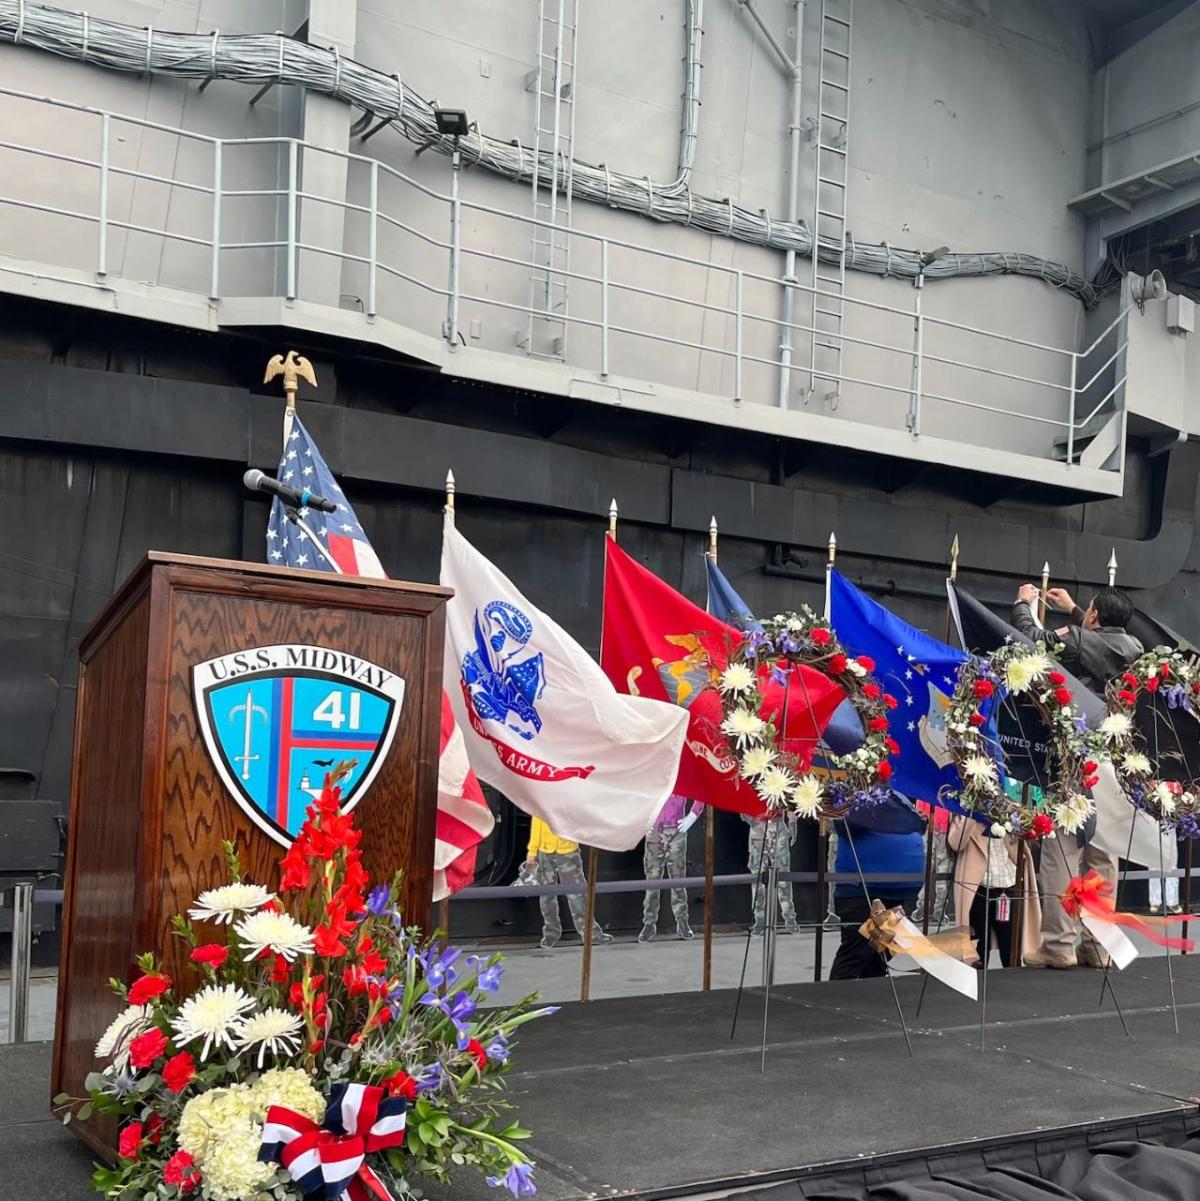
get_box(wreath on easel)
[702,608,894,821]
[1103,647,1200,835]
[945,642,1095,838]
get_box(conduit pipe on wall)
[0,0,1100,305]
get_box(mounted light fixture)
[433,107,470,138]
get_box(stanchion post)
[9,883,33,1044]
[703,514,719,991]
[1184,839,1194,956]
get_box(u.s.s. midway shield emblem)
[192,644,405,846]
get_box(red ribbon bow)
[1061,870,1194,952]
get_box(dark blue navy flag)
[828,569,966,811]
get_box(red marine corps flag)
[601,539,845,815]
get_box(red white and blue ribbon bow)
[259,1082,408,1201]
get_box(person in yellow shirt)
[526,816,614,949]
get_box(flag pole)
[581,502,618,1001]
[1039,560,1050,627]
[437,467,456,938]
[814,532,837,981]
[703,516,718,992]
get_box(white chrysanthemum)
[1123,751,1152,776]
[1053,793,1095,835]
[789,776,824,819]
[235,909,315,963]
[188,882,274,925]
[963,754,997,791]
[1005,652,1050,694]
[740,745,776,779]
[234,1007,304,1068]
[718,663,756,697]
[94,1004,152,1068]
[721,707,766,748]
[1098,713,1132,741]
[757,765,796,805]
[171,983,256,1060]
[1154,781,1178,815]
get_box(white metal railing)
[0,86,1128,472]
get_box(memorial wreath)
[1103,647,1200,836]
[707,608,895,821]
[57,765,554,1201]
[946,642,1095,837]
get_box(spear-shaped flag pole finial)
[608,498,619,540]
[1108,548,1118,587]
[950,533,960,582]
[828,531,837,566]
[709,515,718,562]
[445,468,456,515]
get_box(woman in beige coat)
[949,814,1042,968]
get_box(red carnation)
[972,679,995,699]
[128,1027,168,1070]
[1047,671,1066,686]
[163,1150,201,1194]
[1053,687,1072,707]
[466,1038,489,1072]
[1117,689,1138,706]
[118,1123,143,1161]
[1161,663,1172,679]
[884,737,901,756]
[1084,775,1100,791]
[1146,676,1160,693]
[190,944,228,971]
[868,716,889,733]
[162,1050,196,1094]
[382,1070,419,1101]
[1084,760,1098,775]
[146,1113,165,1146]
[876,761,893,782]
[969,712,986,728]
[828,653,848,675]
[1123,672,1139,687]
[127,972,171,1006]
[856,655,876,673]
[883,693,898,710]
[810,627,831,646]
[1031,813,1054,837]
[863,683,881,701]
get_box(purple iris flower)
[366,884,393,918]
[414,1061,443,1095]
[486,1034,510,1064]
[420,989,477,1047]
[770,665,789,687]
[1165,684,1190,710]
[779,633,799,655]
[487,1163,537,1197]
[423,946,463,990]
[474,961,504,993]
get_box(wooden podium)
[52,553,450,1151]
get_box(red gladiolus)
[810,627,831,646]
[162,1051,196,1094]
[1146,676,1160,693]
[856,655,876,673]
[127,972,171,1006]
[163,1151,201,1194]
[1118,689,1138,706]
[466,1038,489,1072]
[310,1039,326,1055]
[883,694,898,710]
[863,683,881,701]
[877,761,893,782]
[279,837,312,892]
[128,1027,168,1070]
[868,716,889,733]
[1032,813,1054,837]
[1047,671,1066,686]
[969,712,986,728]
[1053,687,1072,707]
[828,653,848,675]
[972,680,995,699]
[191,944,228,971]
[342,964,371,996]
[118,1123,143,1161]
[270,954,291,984]
[383,1070,419,1101]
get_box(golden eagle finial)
[263,350,318,408]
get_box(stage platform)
[8,958,1200,1200]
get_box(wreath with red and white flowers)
[704,608,895,822]
[946,642,1095,839]
[1102,648,1200,836]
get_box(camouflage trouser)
[642,826,690,925]
[536,851,603,940]
[913,830,954,924]
[747,818,797,927]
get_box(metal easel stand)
[759,863,779,1072]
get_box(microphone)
[243,469,338,514]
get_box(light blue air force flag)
[828,569,967,812]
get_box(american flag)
[267,408,494,899]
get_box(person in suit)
[1011,583,1143,968]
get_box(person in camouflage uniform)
[526,816,613,949]
[638,794,703,942]
[743,812,799,933]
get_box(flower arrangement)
[57,764,554,1201]
[945,643,1094,837]
[1104,647,1200,836]
[704,608,894,821]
